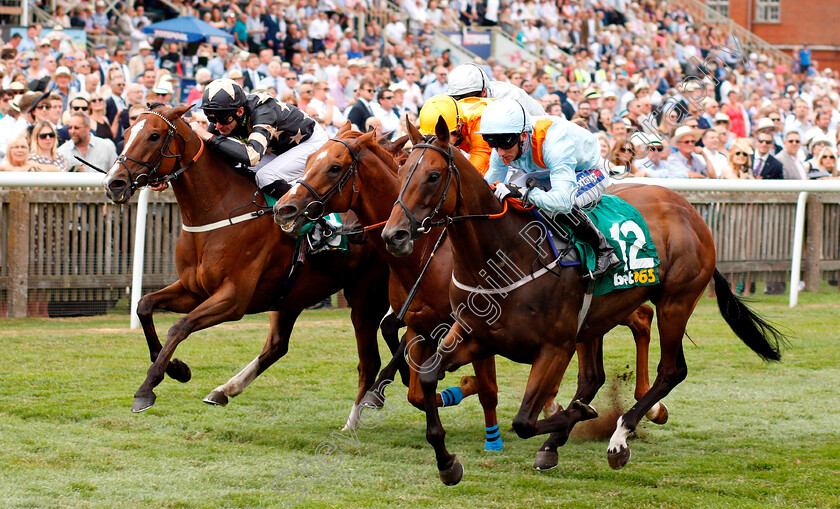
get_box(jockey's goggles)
[204,109,237,125]
[482,133,520,150]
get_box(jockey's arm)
[526,138,577,215]
[207,130,267,168]
[467,131,492,175]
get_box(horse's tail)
[713,269,787,362]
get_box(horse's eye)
[149,132,160,142]
[428,172,441,183]
[328,164,342,174]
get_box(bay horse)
[381,117,785,485]
[273,125,664,452]
[102,103,393,426]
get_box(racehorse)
[381,118,785,485]
[102,103,393,426]
[273,125,665,451]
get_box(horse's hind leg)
[136,280,203,383]
[132,283,246,412]
[204,309,302,406]
[608,295,695,470]
[625,304,668,424]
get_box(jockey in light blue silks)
[479,98,620,281]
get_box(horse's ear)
[435,115,450,145]
[378,134,409,157]
[338,121,352,135]
[406,115,422,145]
[358,128,376,145]
[169,103,194,120]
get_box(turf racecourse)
[1,290,839,509]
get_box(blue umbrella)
[142,16,235,45]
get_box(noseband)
[396,140,461,239]
[114,110,200,192]
[296,138,361,220]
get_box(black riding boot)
[261,179,292,200]
[561,206,621,282]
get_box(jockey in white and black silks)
[197,78,329,199]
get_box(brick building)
[706,0,840,70]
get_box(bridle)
[113,109,203,193]
[396,138,460,240]
[396,136,519,240]
[296,138,360,220]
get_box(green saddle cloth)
[568,195,661,297]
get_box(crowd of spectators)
[0,0,837,187]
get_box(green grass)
[1,288,839,508]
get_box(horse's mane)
[335,129,401,175]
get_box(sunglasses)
[649,146,664,152]
[382,95,394,100]
[769,117,781,121]
[205,110,236,124]
[822,155,836,160]
[482,133,520,150]
[38,132,56,139]
[758,139,773,144]
[36,104,50,110]
[71,105,89,111]
[734,151,749,157]
[786,139,801,144]
[90,97,104,102]
[286,76,298,81]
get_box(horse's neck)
[447,159,540,286]
[171,152,259,227]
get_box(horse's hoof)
[439,457,464,486]
[203,390,229,406]
[570,400,599,420]
[533,450,559,471]
[131,393,156,413]
[646,402,669,425]
[359,390,384,409]
[607,446,631,470]
[166,358,192,383]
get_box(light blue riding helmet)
[478,98,533,136]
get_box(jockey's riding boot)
[261,179,292,200]
[562,205,621,282]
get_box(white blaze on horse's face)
[106,119,147,179]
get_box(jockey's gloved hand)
[493,183,523,202]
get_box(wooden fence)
[1,189,839,317]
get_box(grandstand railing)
[669,0,793,69]
[2,175,840,326]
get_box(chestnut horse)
[381,118,785,485]
[102,104,393,426]
[273,125,663,452]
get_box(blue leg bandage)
[439,386,464,407]
[484,424,503,451]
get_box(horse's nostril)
[391,230,410,243]
[109,179,127,192]
[274,205,297,220]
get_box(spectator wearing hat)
[57,111,117,173]
[629,133,686,178]
[29,92,53,125]
[0,94,26,159]
[755,117,783,154]
[128,41,153,82]
[668,125,713,178]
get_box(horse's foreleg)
[419,323,489,486]
[136,281,203,382]
[205,309,302,406]
[608,298,691,470]
[343,295,388,431]
[132,283,246,412]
